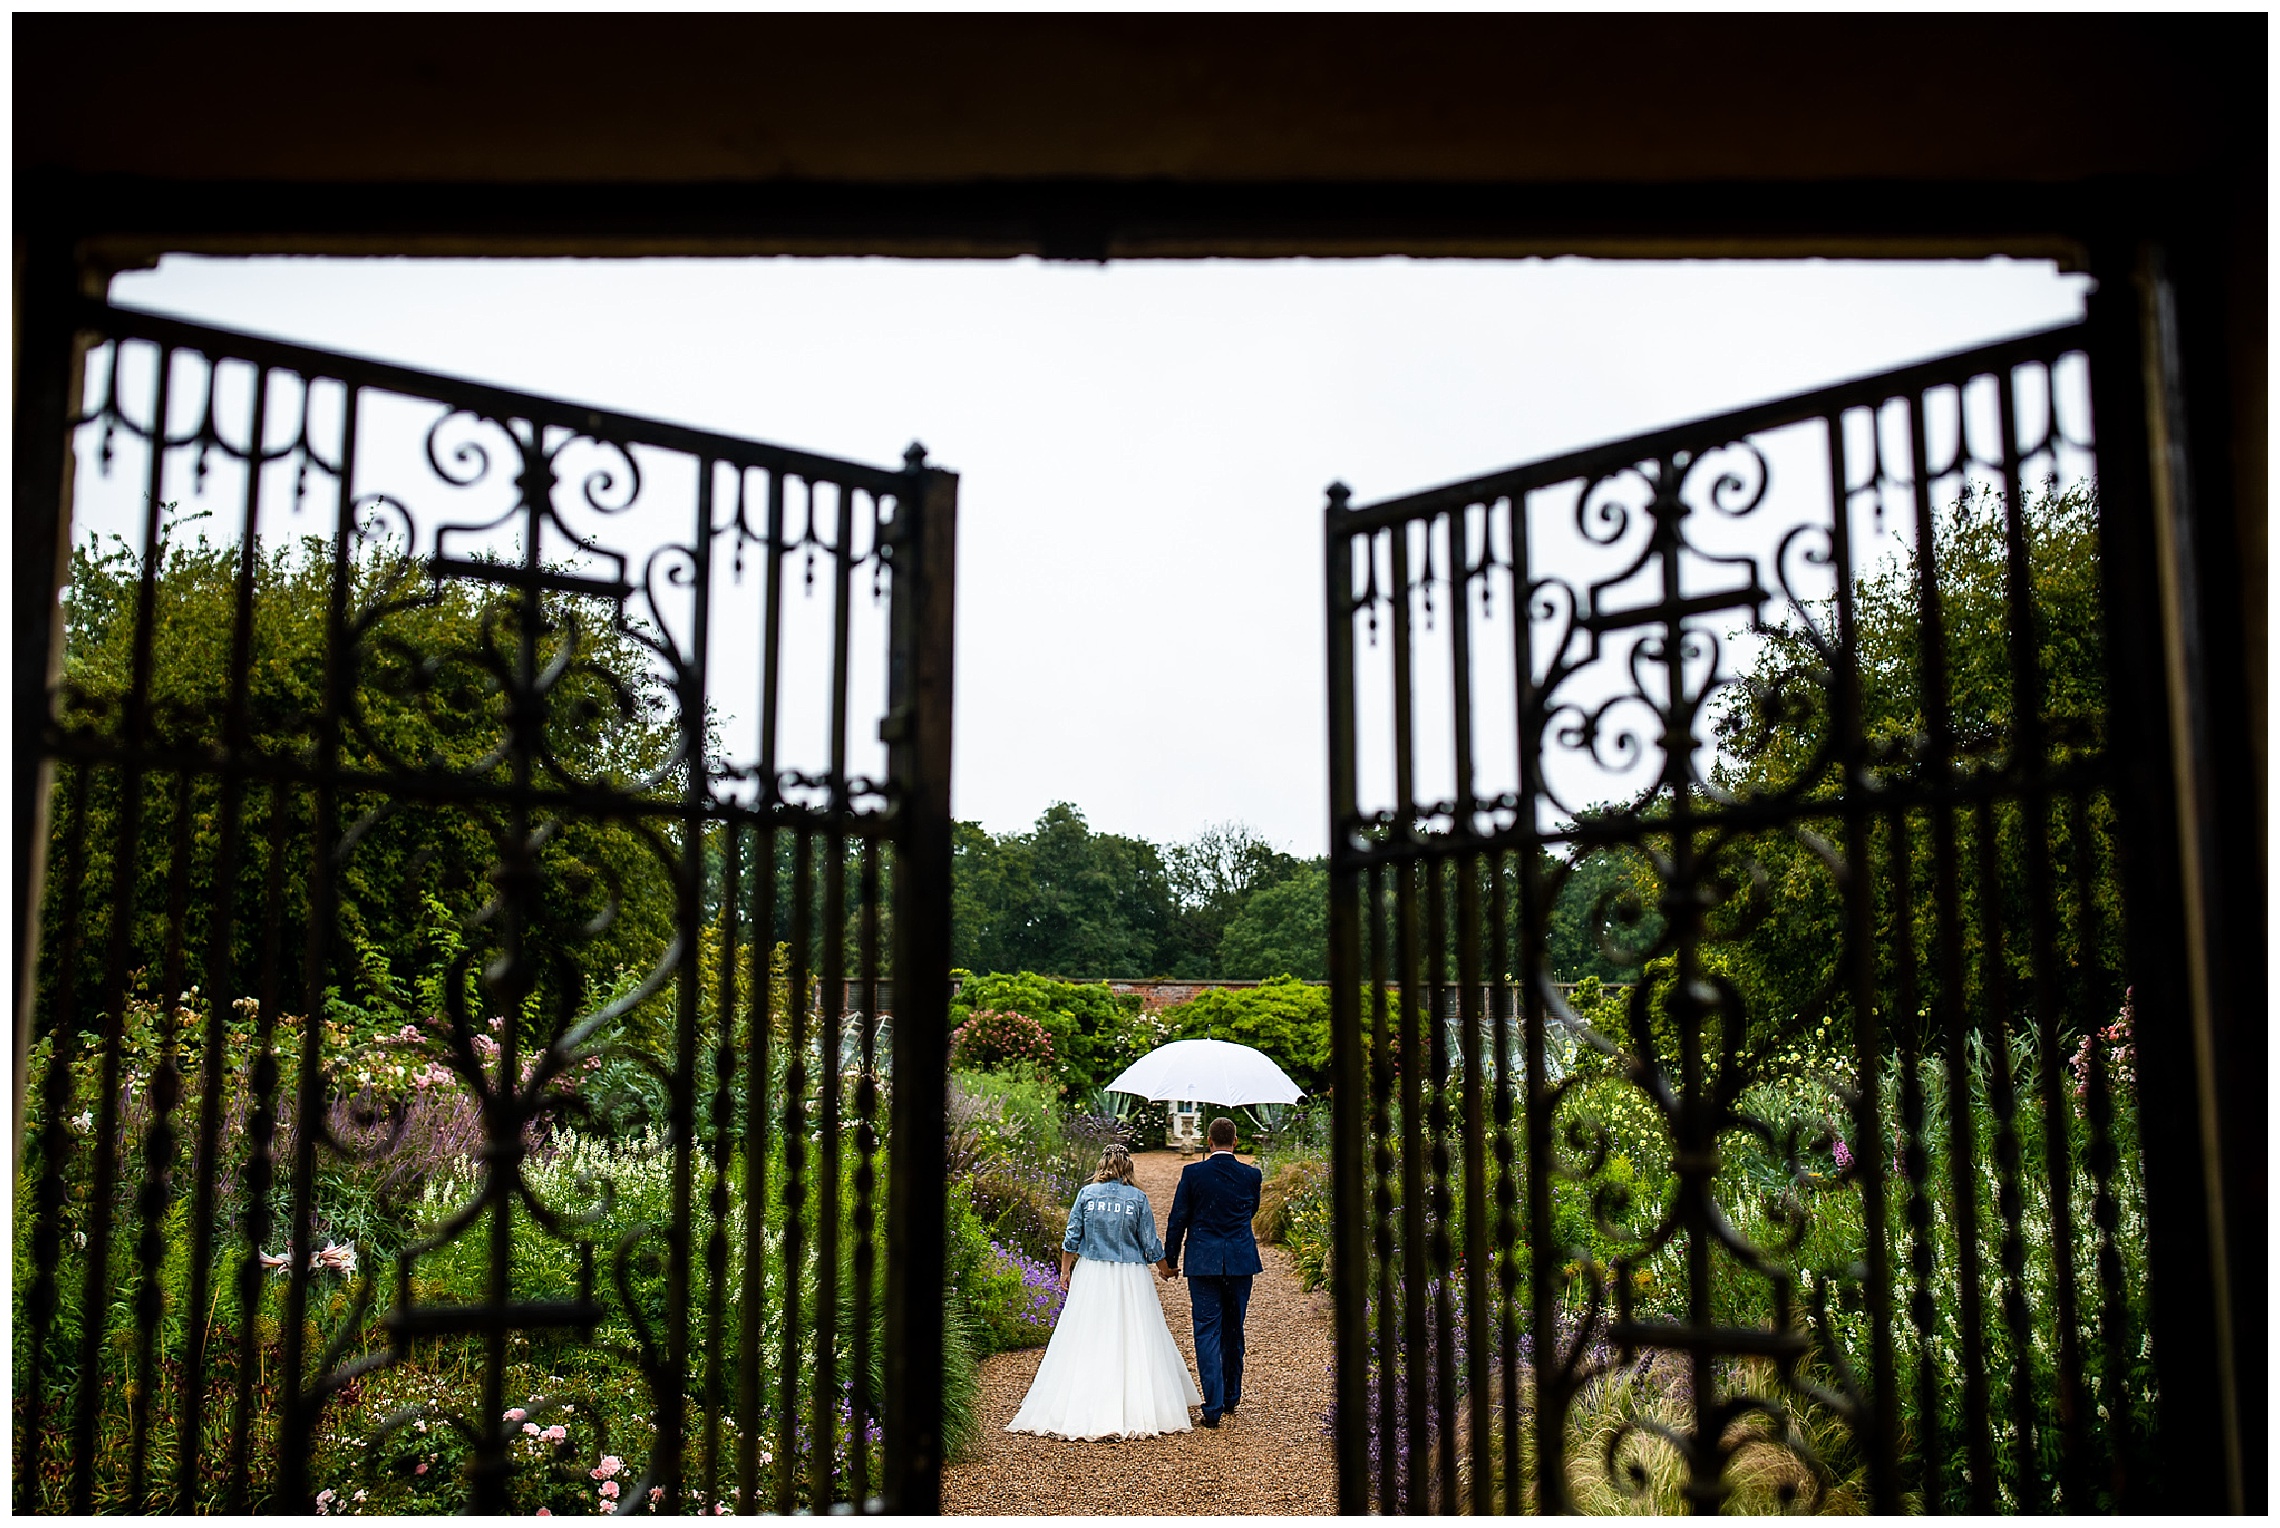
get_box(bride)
[1007,1143,1202,1440]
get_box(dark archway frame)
[12,29,2262,1514]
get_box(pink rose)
[599,1481,621,1499]
[522,1423,541,1437]
[415,1462,429,1476]
[542,1424,567,1443]
[592,1456,623,1480]
[504,1408,527,1423]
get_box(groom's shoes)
[1197,1411,1222,1429]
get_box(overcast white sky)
[105,255,2089,857]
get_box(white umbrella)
[1102,1038,1304,1108]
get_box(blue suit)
[1163,1151,1264,1421]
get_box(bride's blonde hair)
[1090,1142,1135,1185]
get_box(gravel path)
[942,1149,1338,1515]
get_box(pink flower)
[542,1424,567,1443]
[415,1462,429,1476]
[522,1423,541,1437]
[537,1510,552,1518]
[504,1408,527,1423]
[650,1487,664,1504]
[592,1456,623,1480]
[599,1481,621,1500]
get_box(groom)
[1158,1116,1263,1429]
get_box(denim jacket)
[1060,1181,1166,1264]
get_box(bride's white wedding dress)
[1007,1180,1201,1440]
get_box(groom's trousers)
[1188,1273,1254,1420]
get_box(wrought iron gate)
[1324,323,2167,1512]
[13,302,955,1513]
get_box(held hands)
[1156,1260,1178,1281]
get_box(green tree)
[1215,860,1328,979]
[41,523,681,1043]
[1160,823,1303,977]
[1708,480,2117,1043]
[948,804,1172,976]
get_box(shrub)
[964,1240,1064,1353]
[949,1008,1055,1076]
[964,1168,1067,1266]
[1160,976,1332,1095]
[1283,1177,1334,1292]
[951,1069,1065,1170]
[1254,1159,1327,1245]
[950,972,1144,1095]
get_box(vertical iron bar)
[738,466,786,1511]
[1448,502,1492,1514]
[1322,487,1371,1515]
[1823,411,1899,1513]
[1387,520,1428,1514]
[72,342,176,1513]
[126,765,196,1509]
[1509,483,1568,1515]
[1973,797,2041,1505]
[776,828,812,1513]
[2070,789,2132,1507]
[851,834,882,1507]
[1425,854,1456,1512]
[812,481,858,1507]
[704,817,741,1511]
[1652,458,1721,1516]
[1885,809,1938,1512]
[1907,389,1997,1511]
[1999,368,2088,1511]
[664,451,721,1513]
[279,380,361,1512]
[883,454,956,1513]
[178,360,272,1511]
[17,763,93,1513]
[1488,849,1520,1514]
[1456,849,1490,1514]
[1367,857,1398,1515]
[226,781,294,1512]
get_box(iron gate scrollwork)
[13,302,955,1513]
[1325,323,2159,1512]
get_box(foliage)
[961,1168,1069,1267]
[1159,975,1333,1096]
[948,971,1141,1096]
[951,808,1328,981]
[1706,481,2118,1030]
[1162,822,1307,977]
[948,1008,1054,1077]
[950,805,1174,977]
[944,1181,1062,1357]
[40,527,681,1061]
[1253,1159,1328,1247]
[1216,862,1328,980]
